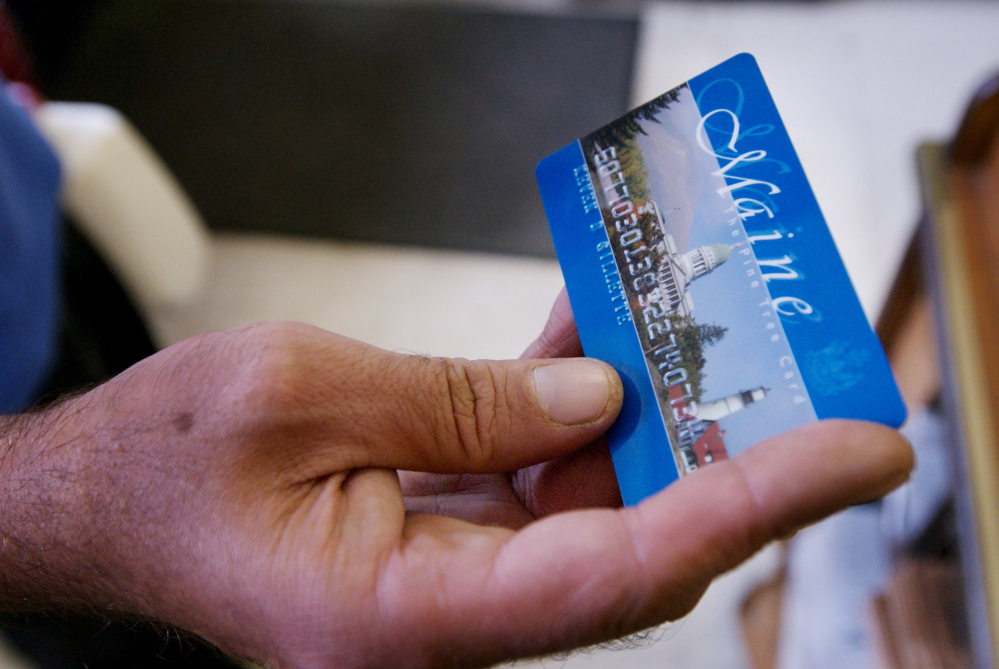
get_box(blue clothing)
[0,85,61,412]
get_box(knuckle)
[225,322,318,420]
[431,357,507,470]
[725,459,772,561]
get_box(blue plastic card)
[536,54,906,505]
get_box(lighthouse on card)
[673,386,770,473]
[697,387,769,422]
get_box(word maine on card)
[537,54,904,505]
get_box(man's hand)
[0,315,912,668]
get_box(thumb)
[305,335,623,474]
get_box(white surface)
[634,0,999,320]
[33,102,211,310]
[0,646,34,669]
[778,507,891,669]
[148,233,566,359]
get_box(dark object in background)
[3,0,105,86]
[38,219,157,400]
[44,0,636,257]
[1,613,242,669]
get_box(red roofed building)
[666,382,761,471]
[667,382,695,420]
[691,422,729,467]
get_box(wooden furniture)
[869,72,999,669]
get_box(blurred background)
[1,0,998,667]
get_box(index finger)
[378,420,912,665]
[521,287,583,360]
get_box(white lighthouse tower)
[695,387,769,422]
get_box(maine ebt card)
[536,54,905,506]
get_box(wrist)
[0,395,126,614]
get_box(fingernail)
[532,360,615,425]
